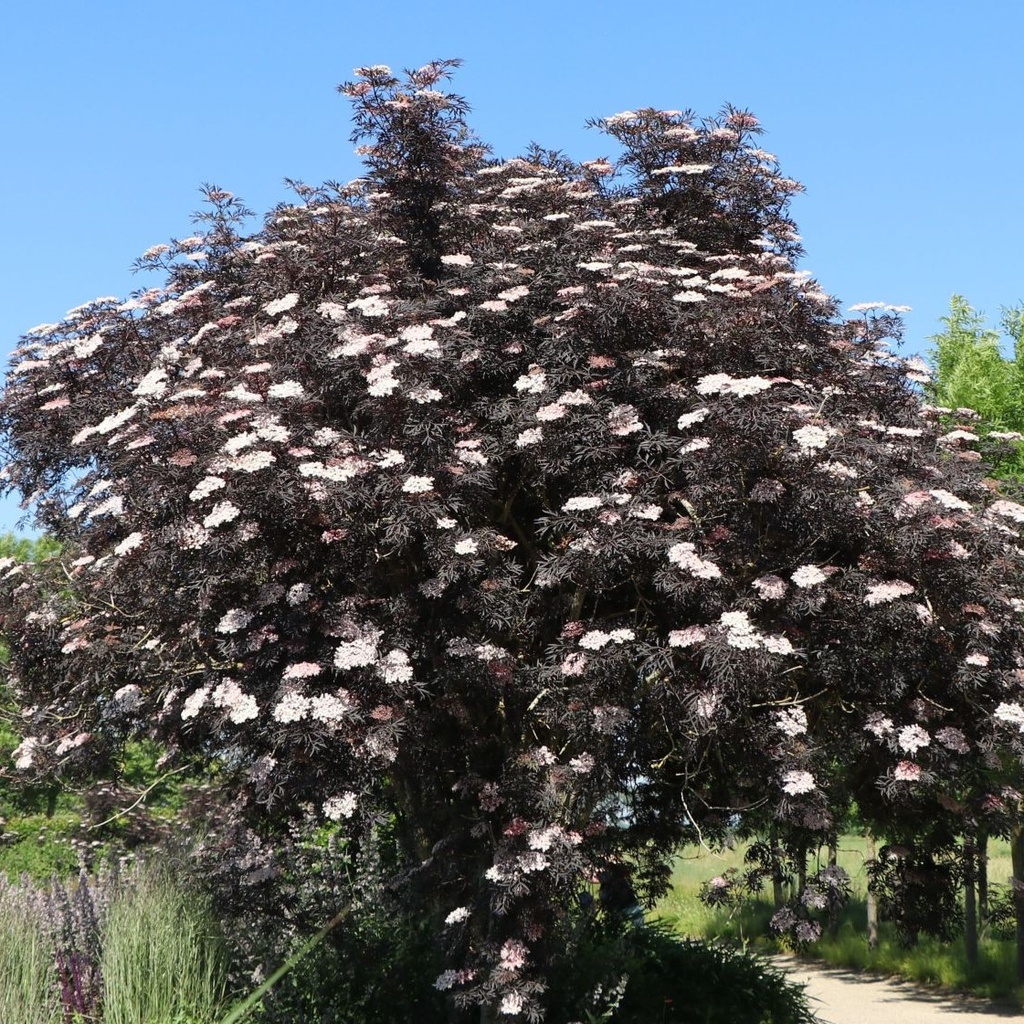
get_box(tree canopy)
[4,62,1024,1021]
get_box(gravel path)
[775,957,1021,1023]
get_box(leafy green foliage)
[546,920,817,1024]
[928,295,1024,480]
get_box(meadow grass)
[100,868,228,1024]
[655,835,1024,1006]
[99,864,228,1024]
[0,888,60,1024]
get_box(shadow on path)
[773,955,1022,1022]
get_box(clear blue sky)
[1,0,1021,534]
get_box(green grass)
[0,811,83,881]
[100,864,228,1024]
[0,886,61,1024]
[655,835,1024,1007]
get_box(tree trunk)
[1011,823,1024,983]
[963,837,978,968]
[770,826,785,909]
[828,834,839,937]
[978,826,989,925]
[866,831,878,951]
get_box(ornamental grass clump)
[5,60,1024,1019]
[100,864,227,1024]
[0,877,61,1024]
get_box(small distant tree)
[929,295,1024,480]
[4,62,1024,1018]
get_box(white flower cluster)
[667,542,721,579]
[516,427,543,447]
[780,770,816,795]
[608,404,643,435]
[775,707,808,736]
[134,368,169,397]
[366,358,399,396]
[227,450,276,473]
[444,906,471,926]
[628,503,662,520]
[401,323,439,356]
[264,293,299,316]
[323,792,358,820]
[273,690,310,723]
[562,495,603,512]
[514,367,547,394]
[267,380,305,399]
[203,501,241,528]
[792,425,836,451]
[929,489,972,512]
[696,373,775,397]
[283,662,322,680]
[190,475,226,501]
[719,611,794,654]
[12,736,39,770]
[500,992,524,1016]
[989,499,1024,523]
[668,625,707,648]
[897,725,930,754]
[348,295,390,318]
[114,532,145,556]
[578,628,635,650]
[535,402,566,421]
[652,163,713,175]
[752,575,787,599]
[791,564,826,588]
[216,608,251,634]
[334,631,381,669]
[677,407,709,429]
[559,389,591,406]
[995,702,1024,730]
[223,384,263,403]
[182,687,211,720]
[308,692,350,725]
[864,712,894,738]
[223,431,258,455]
[212,678,259,724]
[317,301,348,321]
[863,580,914,606]
[402,475,434,494]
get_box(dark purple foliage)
[3,61,1024,1019]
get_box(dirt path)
[774,957,1021,1023]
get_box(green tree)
[928,295,1024,480]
